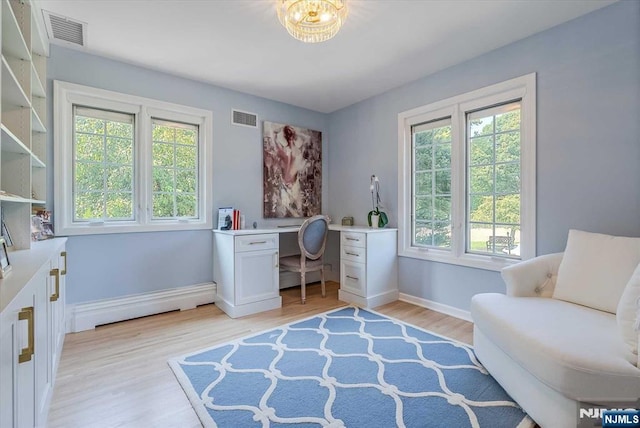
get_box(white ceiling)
[36,0,615,113]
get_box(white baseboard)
[398,293,473,322]
[67,282,216,333]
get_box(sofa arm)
[501,253,564,298]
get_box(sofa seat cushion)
[471,293,640,402]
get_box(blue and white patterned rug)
[169,307,533,427]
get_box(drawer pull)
[346,275,359,281]
[345,251,360,256]
[18,307,34,364]
[249,241,267,245]
[345,237,360,242]
[61,251,68,275]
[50,269,60,302]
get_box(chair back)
[298,215,329,260]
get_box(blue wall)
[327,1,640,310]
[49,1,640,310]
[47,46,328,304]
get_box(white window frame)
[398,73,536,271]
[54,80,213,235]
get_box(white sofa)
[472,242,640,427]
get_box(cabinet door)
[34,266,53,425]
[50,249,66,375]
[0,290,37,428]
[234,249,279,306]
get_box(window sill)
[398,246,520,272]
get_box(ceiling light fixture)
[277,0,348,43]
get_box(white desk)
[213,225,398,318]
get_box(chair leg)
[300,271,306,304]
[320,268,326,298]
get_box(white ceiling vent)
[232,109,258,128]
[42,10,87,48]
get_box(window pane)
[469,136,493,166]
[414,196,432,220]
[151,119,199,219]
[466,102,521,258]
[469,195,493,223]
[495,194,520,225]
[73,106,134,222]
[75,192,104,220]
[469,165,493,194]
[153,193,174,217]
[412,119,452,249]
[153,168,175,192]
[495,163,520,194]
[153,142,174,167]
[75,162,104,191]
[414,146,432,171]
[414,172,432,196]
[496,131,520,163]
[75,133,104,162]
[106,192,133,218]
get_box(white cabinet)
[213,231,281,318]
[0,238,67,427]
[338,228,398,308]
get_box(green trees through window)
[74,108,134,221]
[151,120,199,219]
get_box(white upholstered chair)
[279,215,329,304]
[471,230,640,427]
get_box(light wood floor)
[48,282,473,428]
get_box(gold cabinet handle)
[50,268,60,302]
[18,307,34,364]
[61,251,67,275]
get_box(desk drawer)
[341,261,366,297]
[235,234,278,252]
[342,245,366,263]
[341,232,366,248]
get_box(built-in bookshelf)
[1,0,49,250]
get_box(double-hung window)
[55,81,213,235]
[398,74,536,271]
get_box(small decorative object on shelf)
[367,175,388,228]
[31,210,54,241]
[342,216,354,226]
[0,238,11,278]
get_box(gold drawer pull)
[346,275,359,281]
[61,251,68,275]
[18,307,34,364]
[50,268,60,302]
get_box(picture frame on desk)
[0,238,11,278]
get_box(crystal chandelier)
[277,0,348,43]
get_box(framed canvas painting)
[263,121,321,218]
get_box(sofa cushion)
[617,263,640,355]
[552,230,640,313]
[471,293,640,402]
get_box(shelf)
[32,108,46,133]
[1,55,30,108]
[31,62,45,98]
[1,123,29,155]
[1,0,30,61]
[31,153,45,168]
[0,193,35,204]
